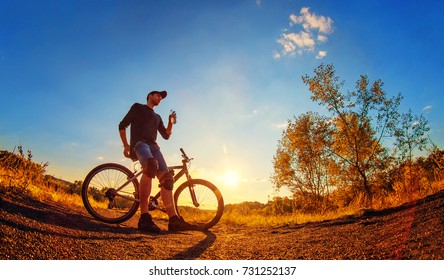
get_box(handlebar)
[180,148,187,158]
[180,148,193,162]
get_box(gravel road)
[1,189,443,260]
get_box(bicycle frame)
[111,157,198,211]
[82,147,223,228]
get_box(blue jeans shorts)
[133,141,168,173]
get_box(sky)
[1,0,444,204]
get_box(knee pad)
[159,172,174,190]
[143,158,158,178]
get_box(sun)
[222,170,240,188]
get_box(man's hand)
[169,110,177,124]
[123,145,131,158]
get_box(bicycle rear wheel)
[174,179,224,229]
[82,163,139,224]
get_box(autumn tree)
[422,144,444,183]
[272,111,335,212]
[394,109,430,163]
[300,64,404,205]
[392,109,430,197]
[272,64,434,209]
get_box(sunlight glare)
[222,170,240,188]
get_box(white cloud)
[242,177,268,183]
[292,7,334,34]
[289,14,298,26]
[276,122,288,129]
[241,109,259,119]
[277,36,296,53]
[272,51,281,60]
[317,34,328,42]
[316,50,327,59]
[423,105,432,111]
[276,7,334,59]
[284,31,316,50]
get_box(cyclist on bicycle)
[118,90,198,233]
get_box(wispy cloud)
[242,177,268,183]
[272,51,281,59]
[275,122,288,129]
[316,50,327,59]
[241,109,259,119]
[290,7,333,34]
[276,7,334,59]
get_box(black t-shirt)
[118,103,170,149]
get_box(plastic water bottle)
[170,109,177,124]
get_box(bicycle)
[81,148,224,230]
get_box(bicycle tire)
[82,163,139,224]
[174,179,224,229]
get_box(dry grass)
[1,179,359,228]
[3,169,444,229]
[26,184,82,206]
[2,148,443,229]
[220,208,359,228]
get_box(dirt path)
[1,189,443,260]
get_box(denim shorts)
[133,141,168,173]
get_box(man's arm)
[159,111,176,140]
[119,129,131,158]
[166,121,173,136]
[119,104,136,158]
[166,110,176,135]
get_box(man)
[119,90,198,233]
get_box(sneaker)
[138,213,161,233]
[168,215,200,231]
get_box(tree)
[301,64,401,204]
[272,111,335,212]
[394,109,430,163]
[422,144,444,183]
[393,109,430,196]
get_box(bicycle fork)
[188,184,200,208]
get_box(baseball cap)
[147,90,167,99]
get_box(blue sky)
[1,0,443,204]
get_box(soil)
[1,189,443,260]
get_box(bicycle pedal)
[148,200,159,211]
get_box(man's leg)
[139,173,152,214]
[137,172,160,233]
[157,172,199,231]
[152,145,199,231]
[133,141,160,233]
[157,171,177,218]
[151,147,177,218]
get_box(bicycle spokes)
[174,179,224,229]
[82,163,140,224]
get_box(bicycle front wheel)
[82,163,139,224]
[174,179,224,229]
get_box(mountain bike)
[81,148,224,230]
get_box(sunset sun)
[222,170,240,188]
